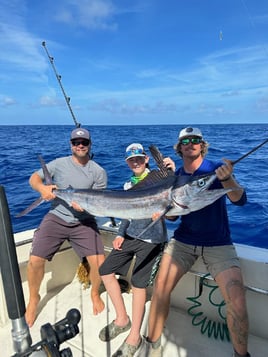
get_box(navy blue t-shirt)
[173,159,246,246]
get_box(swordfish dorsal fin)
[129,170,176,191]
[16,155,52,217]
[129,145,176,191]
[149,145,174,177]
[133,145,176,234]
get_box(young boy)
[98,143,167,357]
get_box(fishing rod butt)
[0,186,32,353]
[0,186,26,319]
[11,318,32,355]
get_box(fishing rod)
[231,138,268,165]
[42,41,81,128]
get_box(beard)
[183,149,202,161]
[72,150,89,160]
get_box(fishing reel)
[13,309,81,357]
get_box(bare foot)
[91,292,105,315]
[25,295,40,327]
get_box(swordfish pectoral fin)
[136,204,173,238]
[16,197,44,217]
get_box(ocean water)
[0,124,268,249]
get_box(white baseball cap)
[125,143,146,160]
[178,127,203,140]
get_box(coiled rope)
[187,273,230,341]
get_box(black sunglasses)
[180,137,202,146]
[71,139,90,146]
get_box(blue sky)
[1,0,268,126]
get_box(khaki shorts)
[164,238,240,278]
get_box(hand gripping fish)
[17,138,267,220]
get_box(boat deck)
[1,224,268,357]
[2,277,268,357]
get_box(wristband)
[219,176,231,182]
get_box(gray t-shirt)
[37,156,107,223]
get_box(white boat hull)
[1,219,268,356]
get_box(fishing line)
[239,0,268,57]
[42,41,81,128]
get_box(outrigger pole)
[42,41,81,128]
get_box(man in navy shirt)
[140,127,250,357]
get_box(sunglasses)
[180,137,202,146]
[125,148,144,158]
[71,139,90,146]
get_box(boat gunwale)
[13,226,268,296]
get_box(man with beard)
[25,127,107,327]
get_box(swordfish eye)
[197,178,206,187]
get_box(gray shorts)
[164,238,240,278]
[30,213,104,261]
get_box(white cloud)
[0,1,46,73]
[39,95,64,107]
[55,0,117,30]
[256,96,268,112]
[0,95,17,106]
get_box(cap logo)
[186,127,194,133]
[76,130,85,136]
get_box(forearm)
[29,172,56,201]
[220,175,245,202]
[29,172,45,192]
[216,158,245,203]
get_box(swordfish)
[53,172,234,219]
[17,154,236,219]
